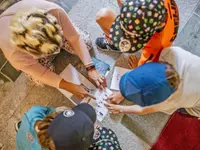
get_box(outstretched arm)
[49,9,93,67]
[49,8,106,88]
[105,99,171,115]
[11,51,95,99]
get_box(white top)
[158,47,200,117]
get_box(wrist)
[130,105,144,115]
[59,79,72,91]
[138,106,153,115]
[144,106,157,114]
[85,63,96,72]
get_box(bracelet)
[85,62,94,68]
[86,65,96,71]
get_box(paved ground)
[1,0,200,149]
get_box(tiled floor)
[49,0,78,12]
[175,2,200,57]
[1,0,200,150]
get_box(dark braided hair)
[35,112,59,150]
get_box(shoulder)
[0,41,37,70]
[160,46,200,63]
[47,7,69,27]
[19,106,55,130]
[16,108,42,150]
[26,106,55,118]
[159,46,180,60]
[9,50,37,69]
[47,7,67,18]
[159,47,189,74]
[18,106,55,132]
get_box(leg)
[15,121,21,132]
[95,8,119,51]
[96,8,117,39]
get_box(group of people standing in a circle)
[1,0,200,150]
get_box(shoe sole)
[96,44,121,53]
[15,121,21,132]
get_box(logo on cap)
[93,129,101,140]
[119,39,131,52]
[63,110,75,117]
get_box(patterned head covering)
[88,127,122,150]
[110,0,166,53]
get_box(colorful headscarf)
[110,0,166,53]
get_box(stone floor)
[1,0,200,150]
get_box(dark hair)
[35,112,59,150]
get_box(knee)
[96,8,115,24]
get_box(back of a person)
[140,0,179,65]
[16,106,55,150]
[159,47,200,116]
[16,104,122,150]
[16,114,44,150]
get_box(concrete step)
[121,113,170,146]
[55,0,79,12]
[102,115,151,150]
[47,0,79,12]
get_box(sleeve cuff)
[56,77,62,88]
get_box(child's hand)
[105,103,123,114]
[61,80,96,100]
[105,92,124,104]
[88,69,107,89]
[105,103,143,115]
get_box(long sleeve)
[48,8,93,66]
[10,50,62,88]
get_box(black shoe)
[95,37,119,52]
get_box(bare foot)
[128,55,139,69]
[105,92,124,104]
